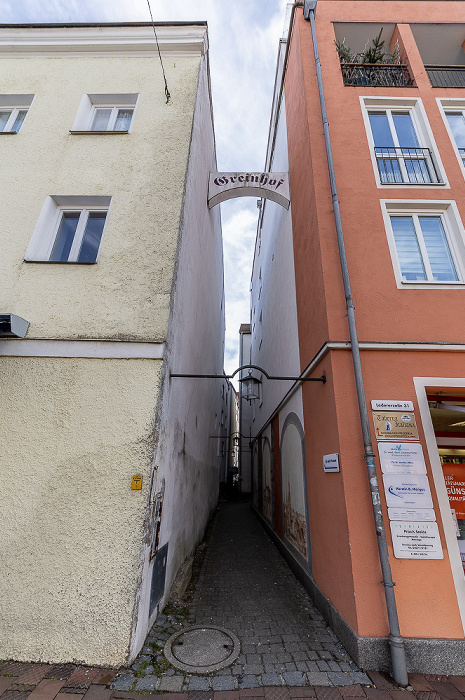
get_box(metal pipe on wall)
[302,0,408,686]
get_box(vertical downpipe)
[302,0,408,686]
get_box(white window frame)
[437,98,465,179]
[0,94,34,133]
[71,93,139,134]
[25,195,112,263]
[381,200,465,289]
[361,96,448,189]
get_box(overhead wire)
[146,0,171,103]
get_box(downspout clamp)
[303,1,408,686]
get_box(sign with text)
[390,521,443,559]
[388,507,436,521]
[371,400,414,411]
[378,442,426,474]
[372,412,419,441]
[383,474,433,508]
[442,465,465,519]
[208,172,290,209]
[323,453,340,473]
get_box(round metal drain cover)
[164,625,240,673]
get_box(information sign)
[388,507,436,521]
[390,521,443,559]
[372,412,418,441]
[378,442,426,474]
[383,474,433,508]
[371,400,414,411]
[323,453,340,472]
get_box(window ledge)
[24,259,98,265]
[69,130,129,135]
[0,131,18,135]
[400,281,465,287]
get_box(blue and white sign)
[378,442,426,475]
[383,474,433,508]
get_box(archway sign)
[208,172,290,210]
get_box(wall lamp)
[0,314,30,338]
[170,364,326,401]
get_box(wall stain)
[283,486,307,558]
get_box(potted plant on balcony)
[335,29,408,86]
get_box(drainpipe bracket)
[304,0,317,20]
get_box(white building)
[0,22,226,668]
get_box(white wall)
[130,51,226,657]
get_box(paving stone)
[16,666,49,685]
[212,677,236,691]
[284,664,297,672]
[56,694,83,700]
[348,673,371,686]
[306,672,333,687]
[429,683,464,700]
[340,687,367,697]
[9,686,37,693]
[0,692,29,700]
[263,689,290,700]
[66,671,99,690]
[246,656,262,665]
[364,690,393,700]
[289,690,316,698]
[282,672,306,686]
[450,679,465,694]
[44,668,75,682]
[365,673,397,690]
[328,673,354,686]
[158,676,184,692]
[238,689,264,697]
[92,671,117,686]
[0,678,17,693]
[317,662,331,672]
[277,655,292,664]
[244,666,265,676]
[261,674,282,687]
[133,676,159,692]
[187,692,215,700]
[110,675,135,691]
[238,676,260,690]
[188,678,211,691]
[27,680,66,700]
[314,690,343,700]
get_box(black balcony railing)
[374,147,442,185]
[426,66,465,88]
[459,148,465,166]
[341,63,414,87]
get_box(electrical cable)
[146,0,171,103]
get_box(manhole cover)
[164,625,240,673]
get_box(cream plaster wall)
[0,51,200,341]
[0,356,162,666]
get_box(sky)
[2,0,289,375]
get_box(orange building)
[245,0,465,680]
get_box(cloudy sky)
[3,0,289,374]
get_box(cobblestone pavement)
[3,502,465,698]
[112,501,370,691]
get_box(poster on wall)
[442,465,465,519]
[378,442,426,474]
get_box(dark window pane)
[50,212,80,262]
[78,212,106,263]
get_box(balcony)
[374,147,443,185]
[426,66,465,88]
[341,63,413,88]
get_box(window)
[25,196,111,263]
[71,94,138,134]
[0,94,33,133]
[362,97,445,187]
[382,201,465,287]
[445,112,465,167]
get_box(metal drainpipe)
[302,0,408,686]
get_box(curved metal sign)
[208,172,290,209]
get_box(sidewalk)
[2,502,465,700]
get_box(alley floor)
[3,501,465,700]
